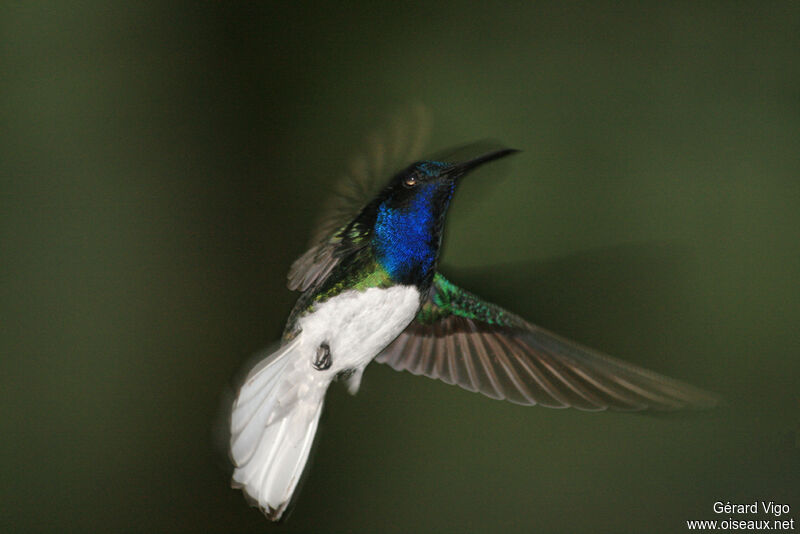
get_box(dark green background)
[2,2,798,533]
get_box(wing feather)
[376,274,718,412]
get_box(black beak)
[446,148,520,179]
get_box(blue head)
[370,148,518,286]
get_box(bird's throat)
[372,184,451,286]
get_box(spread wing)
[287,106,431,292]
[376,273,718,411]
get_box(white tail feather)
[230,337,325,520]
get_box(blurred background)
[2,2,798,533]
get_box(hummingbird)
[229,134,717,521]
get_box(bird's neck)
[372,184,453,286]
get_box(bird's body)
[229,136,718,521]
[291,285,421,392]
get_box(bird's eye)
[403,175,418,188]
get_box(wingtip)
[637,382,723,414]
[689,389,724,411]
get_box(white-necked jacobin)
[229,132,718,521]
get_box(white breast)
[297,285,421,374]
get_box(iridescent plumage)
[231,113,718,522]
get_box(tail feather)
[230,337,325,520]
[231,342,295,427]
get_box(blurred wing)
[286,241,339,293]
[287,106,431,292]
[376,274,718,411]
[308,105,431,247]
